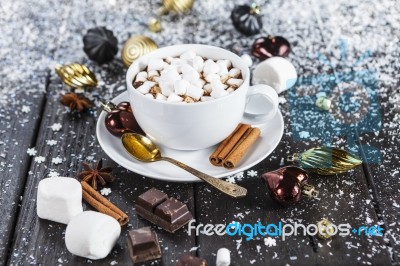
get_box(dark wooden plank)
[0,78,47,264]
[8,68,196,265]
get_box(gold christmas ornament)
[159,0,194,15]
[148,18,162,33]
[121,36,158,68]
[287,147,362,175]
[55,63,98,88]
[317,219,335,239]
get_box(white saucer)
[96,91,284,182]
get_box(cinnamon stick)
[224,127,261,169]
[209,124,261,169]
[81,181,129,226]
[209,124,251,166]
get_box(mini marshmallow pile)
[133,50,244,103]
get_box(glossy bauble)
[261,166,310,205]
[83,27,118,64]
[102,102,144,137]
[252,36,291,60]
[231,4,263,36]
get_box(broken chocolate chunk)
[176,254,207,266]
[135,188,193,233]
[127,227,162,264]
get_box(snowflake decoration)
[235,171,244,181]
[226,175,236,183]
[264,237,277,247]
[46,140,57,146]
[27,148,37,156]
[34,156,45,163]
[247,170,258,177]
[50,123,62,132]
[21,105,31,113]
[48,171,60,178]
[100,187,112,196]
[52,157,63,165]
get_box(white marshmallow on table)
[167,93,183,102]
[147,58,165,71]
[174,79,190,95]
[159,81,174,97]
[65,211,121,260]
[227,78,244,88]
[137,81,156,94]
[203,59,220,75]
[180,50,196,60]
[156,93,167,101]
[37,177,82,225]
[192,56,204,72]
[228,68,241,78]
[186,84,204,100]
[135,71,147,82]
[240,54,253,67]
[216,248,231,266]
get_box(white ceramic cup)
[126,44,279,150]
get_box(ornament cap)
[301,184,319,198]
[250,3,261,15]
[100,101,116,113]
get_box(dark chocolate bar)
[176,255,207,266]
[135,188,193,233]
[127,227,162,264]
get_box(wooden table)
[0,0,399,265]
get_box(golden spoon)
[121,133,247,198]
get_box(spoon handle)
[161,157,247,198]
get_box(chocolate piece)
[127,227,162,264]
[176,255,207,266]
[135,188,193,233]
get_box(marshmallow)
[148,70,160,81]
[180,50,196,60]
[167,93,183,102]
[165,56,174,63]
[183,96,196,103]
[203,83,212,93]
[148,58,165,71]
[174,79,190,95]
[160,69,181,84]
[220,75,230,83]
[205,73,220,83]
[216,248,231,266]
[227,78,244,88]
[210,78,227,92]
[156,93,167,101]
[186,84,204,100]
[182,68,200,82]
[203,59,220,75]
[144,93,154,99]
[227,87,235,93]
[135,71,148,82]
[159,81,174,97]
[37,177,83,224]
[240,54,253,67]
[192,78,206,90]
[137,81,156,94]
[228,68,241,78]
[217,61,229,76]
[65,211,121,260]
[211,88,228,98]
[217,59,232,69]
[192,56,204,72]
[201,96,214,101]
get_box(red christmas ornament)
[261,166,318,205]
[101,101,144,137]
[252,36,291,60]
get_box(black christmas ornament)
[231,3,263,36]
[83,27,118,64]
[261,166,319,205]
[252,36,291,60]
[101,101,144,137]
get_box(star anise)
[77,159,115,190]
[60,92,92,112]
